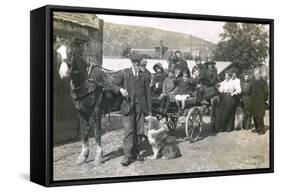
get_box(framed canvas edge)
[35,4,274,187]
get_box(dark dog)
[144,116,181,160]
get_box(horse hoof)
[94,149,103,166]
[76,149,89,165]
[147,155,156,160]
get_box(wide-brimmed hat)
[204,60,216,67]
[153,62,164,72]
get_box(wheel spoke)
[190,127,199,140]
[192,114,197,120]
[195,119,199,124]
[185,108,202,141]
[189,127,195,137]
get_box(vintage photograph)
[52,11,271,181]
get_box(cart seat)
[185,96,199,106]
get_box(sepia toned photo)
[52,10,271,181]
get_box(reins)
[93,65,121,74]
[69,58,118,92]
[62,44,120,93]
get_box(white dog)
[234,106,244,130]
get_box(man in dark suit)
[113,53,152,166]
[250,68,268,135]
[241,71,252,130]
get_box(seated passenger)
[191,67,204,103]
[151,63,168,97]
[203,60,218,87]
[202,61,219,100]
[173,50,190,78]
[173,70,195,115]
[192,56,207,81]
[160,70,176,113]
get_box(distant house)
[130,48,156,58]
[131,40,169,59]
[130,38,215,61]
[154,40,169,59]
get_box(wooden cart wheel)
[185,107,202,142]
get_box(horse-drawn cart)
[151,87,218,143]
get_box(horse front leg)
[90,111,103,166]
[76,112,90,165]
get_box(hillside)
[103,22,217,57]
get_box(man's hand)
[155,82,160,88]
[120,88,128,97]
[146,112,153,119]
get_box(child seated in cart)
[173,70,196,115]
[150,63,168,97]
[159,69,176,113]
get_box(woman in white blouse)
[219,71,241,95]
[215,71,241,132]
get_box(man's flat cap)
[129,53,143,62]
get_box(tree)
[214,23,269,70]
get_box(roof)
[216,61,233,75]
[53,12,102,30]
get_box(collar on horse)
[70,58,94,92]
[69,56,119,100]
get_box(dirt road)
[53,113,270,181]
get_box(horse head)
[54,36,77,79]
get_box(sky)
[97,14,225,43]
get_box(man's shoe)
[257,131,265,135]
[120,157,134,166]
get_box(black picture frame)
[30,4,274,187]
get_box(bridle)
[56,41,120,94]
[69,53,94,92]
[69,53,120,93]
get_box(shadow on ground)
[172,118,218,143]
[102,147,124,163]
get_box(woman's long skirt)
[215,93,237,131]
